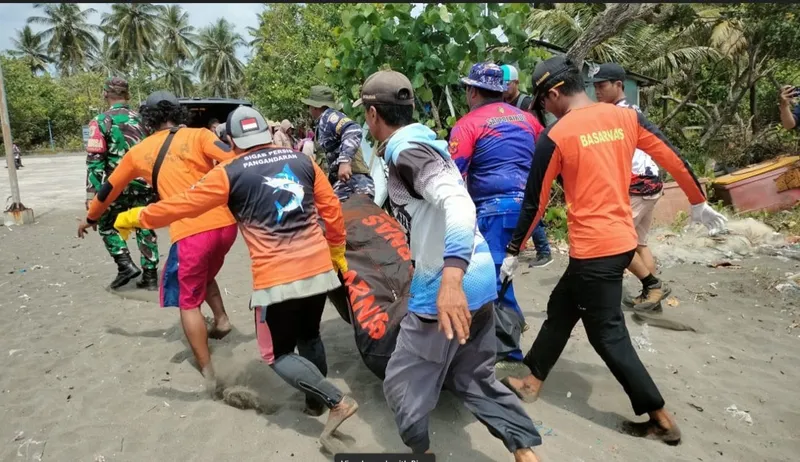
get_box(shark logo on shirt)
[263,164,304,223]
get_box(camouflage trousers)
[98,193,159,270]
[331,173,375,203]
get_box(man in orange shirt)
[113,106,359,453]
[499,56,727,445]
[78,91,239,380]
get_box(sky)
[0,3,263,63]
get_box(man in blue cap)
[448,62,546,366]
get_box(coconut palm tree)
[160,5,197,64]
[153,53,194,97]
[101,3,163,70]
[246,25,263,49]
[8,25,51,74]
[27,3,100,76]
[194,19,245,98]
[527,3,721,77]
[90,29,124,78]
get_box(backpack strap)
[151,127,181,199]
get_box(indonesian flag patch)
[240,117,259,132]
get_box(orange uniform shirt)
[138,147,345,291]
[508,103,706,259]
[87,127,237,243]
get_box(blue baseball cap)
[461,62,507,93]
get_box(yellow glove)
[329,244,348,274]
[113,207,145,241]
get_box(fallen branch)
[659,95,712,121]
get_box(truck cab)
[178,97,253,129]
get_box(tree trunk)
[567,3,659,69]
[658,84,700,129]
[429,87,443,130]
[749,82,757,133]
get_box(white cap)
[501,64,519,83]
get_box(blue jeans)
[476,198,526,362]
[531,221,551,257]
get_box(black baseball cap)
[530,55,580,110]
[589,63,626,83]
[353,70,415,108]
[144,90,180,107]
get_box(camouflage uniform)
[86,102,159,270]
[314,108,375,202]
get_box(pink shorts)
[160,224,238,309]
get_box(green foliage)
[8,25,51,74]
[195,19,246,98]
[0,55,83,148]
[543,206,569,243]
[323,3,539,133]
[670,210,690,234]
[101,3,163,70]
[742,204,800,236]
[27,3,100,76]
[245,3,345,122]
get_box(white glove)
[691,202,728,236]
[500,254,519,281]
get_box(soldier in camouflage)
[85,77,159,290]
[302,85,375,202]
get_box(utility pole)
[0,60,34,225]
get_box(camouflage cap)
[103,77,129,94]
[461,62,507,93]
[301,85,341,109]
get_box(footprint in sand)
[221,385,280,415]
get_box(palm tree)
[160,5,196,64]
[90,29,124,78]
[153,53,194,97]
[27,3,100,76]
[8,25,51,74]
[246,25,263,49]
[527,4,720,77]
[101,3,163,70]
[194,19,245,97]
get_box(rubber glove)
[691,202,728,236]
[500,254,519,281]
[330,244,348,274]
[114,206,145,241]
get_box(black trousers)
[523,250,665,415]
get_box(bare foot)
[514,448,540,462]
[501,376,541,403]
[320,395,359,453]
[201,365,223,398]
[205,316,232,340]
[620,418,681,445]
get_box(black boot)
[136,268,159,291]
[110,253,142,289]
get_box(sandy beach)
[2,156,799,461]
